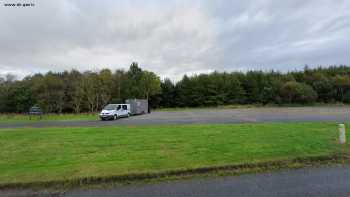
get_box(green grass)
[0,122,349,185]
[156,103,350,111]
[0,113,98,123]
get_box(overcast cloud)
[1,0,350,80]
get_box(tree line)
[1,64,350,113]
[0,62,161,113]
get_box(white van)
[99,104,130,120]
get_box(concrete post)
[338,124,346,144]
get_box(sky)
[1,0,350,80]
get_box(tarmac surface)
[2,165,350,197]
[1,106,350,128]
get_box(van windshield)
[103,104,116,110]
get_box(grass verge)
[1,154,348,190]
[0,123,349,188]
[0,113,98,123]
[156,103,350,111]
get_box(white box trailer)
[125,99,149,115]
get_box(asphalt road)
[2,165,350,197]
[1,107,350,128]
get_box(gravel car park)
[1,106,350,128]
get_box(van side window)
[122,105,127,110]
[117,105,121,110]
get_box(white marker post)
[338,124,346,144]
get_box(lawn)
[0,123,348,185]
[0,113,98,122]
[155,103,350,111]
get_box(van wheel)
[127,113,130,117]
[114,115,118,120]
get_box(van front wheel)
[114,115,118,120]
